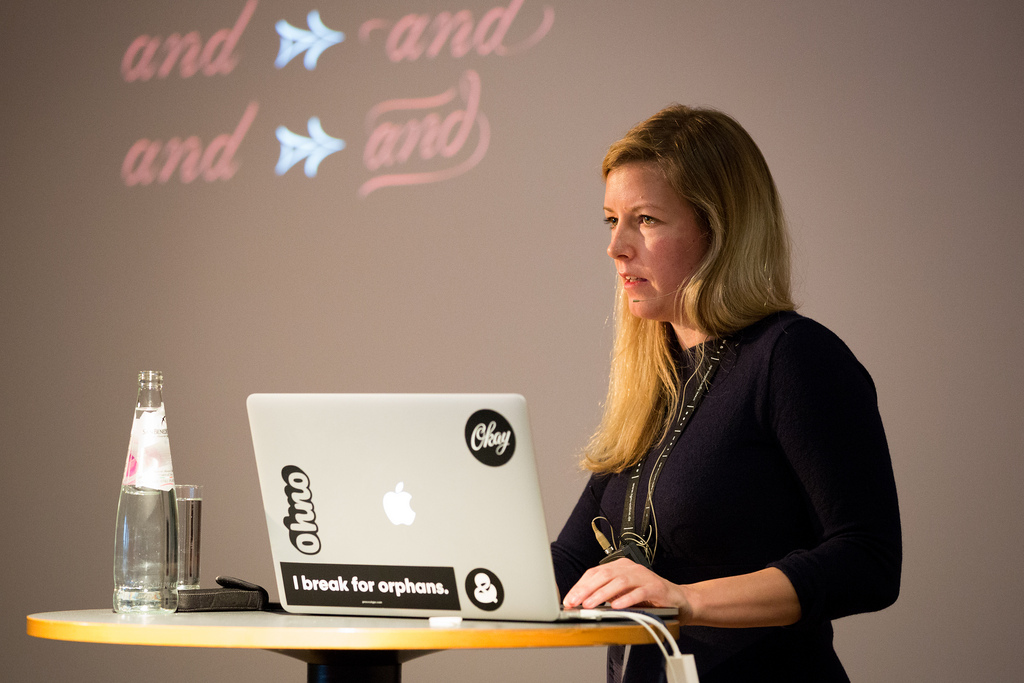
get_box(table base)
[270,648,438,683]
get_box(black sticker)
[281,562,461,610]
[465,568,504,611]
[281,466,321,555]
[464,409,516,466]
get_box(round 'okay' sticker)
[464,409,516,466]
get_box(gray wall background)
[2,0,1022,680]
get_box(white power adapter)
[665,653,699,683]
[587,610,701,683]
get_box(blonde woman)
[553,106,901,682]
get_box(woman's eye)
[604,216,617,228]
[640,215,656,226]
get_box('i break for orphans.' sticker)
[281,563,461,610]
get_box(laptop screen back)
[247,393,562,621]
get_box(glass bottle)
[113,371,178,613]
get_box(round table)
[27,609,679,682]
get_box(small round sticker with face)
[464,409,516,467]
[465,568,504,611]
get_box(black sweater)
[551,312,902,682]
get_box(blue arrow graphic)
[275,118,345,178]
[275,11,344,70]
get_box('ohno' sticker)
[464,409,516,466]
[465,568,504,611]
[282,465,321,554]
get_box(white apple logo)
[382,482,416,526]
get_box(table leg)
[307,661,397,683]
[270,649,438,683]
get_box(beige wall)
[2,0,1022,680]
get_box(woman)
[552,106,902,682]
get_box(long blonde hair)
[584,105,795,474]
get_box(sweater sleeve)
[765,319,902,625]
[550,475,611,598]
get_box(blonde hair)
[584,105,795,474]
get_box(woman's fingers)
[564,558,682,610]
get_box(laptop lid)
[246,393,563,621]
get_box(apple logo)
[382,482,416,526]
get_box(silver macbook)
[247,393,567,621]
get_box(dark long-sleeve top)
[551,312,902,682]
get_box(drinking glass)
[173,484,202,590]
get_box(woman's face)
[604,161,709,342]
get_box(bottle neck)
[136,371,164,409]
[136,388,163,409]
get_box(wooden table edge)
[27,611,680,651]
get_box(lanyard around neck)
[619,338,730,553]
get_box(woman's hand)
[562,558,694,621]
[563,562,802,628]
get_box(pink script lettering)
[121,0,257,82]
[359,0,554,62]
[121,102,258,186]
[360,70,490,197]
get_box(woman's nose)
[607,227,631,260]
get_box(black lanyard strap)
[618,338,730,555]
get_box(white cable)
[626,611,681,657]
[579,609,696,683]
[633,615,671,661]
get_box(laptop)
[247,393,572,621]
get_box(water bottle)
[113,370,179,613]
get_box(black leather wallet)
[176,576,269,612]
